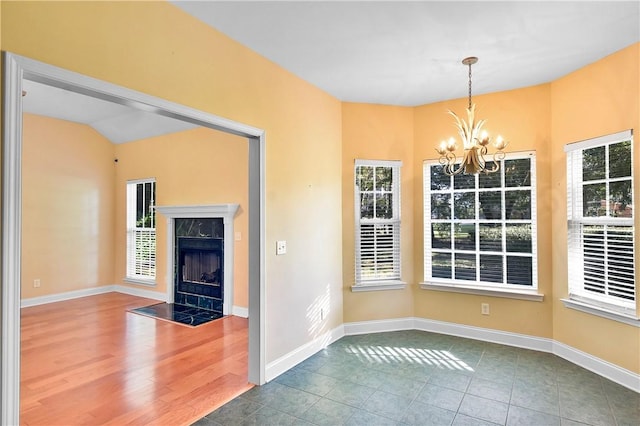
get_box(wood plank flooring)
[20,292,251,425]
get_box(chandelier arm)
[438,152,466,176]
[491,150,506,169]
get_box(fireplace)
[176,235,224,314]
[156,204,239,316]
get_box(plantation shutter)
[126,179,156,281]
[354,159,402,285]
[565,130,635,312]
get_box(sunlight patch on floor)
[347,344,475,372]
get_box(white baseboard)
[265,324,345,382]
[21,285,116,308]
[342,316,639,393]
[21,284,166,308]
[111,285,166,301]
[414,317,554,353]
[342,317,416,336]
[232,306,249,318]
[553,340,640,393]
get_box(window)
[354,159,403,290]
[566,130,635,316]
[423,152,537,293]
[126,179,156,283]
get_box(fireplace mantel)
[156,204,240,316]
[156,203,239,219]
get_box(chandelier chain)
[468,61,472,110]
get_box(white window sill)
[352,280,407,292]
[420,281,544,302]
[124,277,156,287]
[561,298,639,327]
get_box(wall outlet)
[481,303,490,315]
[33,279,41,288]
[276,240,287,255]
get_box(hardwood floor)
[20,292,251,425]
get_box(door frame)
[1,52,266,425]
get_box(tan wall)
[22,113,116,298]
[114,127,250,308]
[341,103,415,322]
[2,1,344,363]
[550,43,640,373]
[412,84,554,338]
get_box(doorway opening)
[1,52,266,424]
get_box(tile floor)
[193,330,640,425]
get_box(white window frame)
[126,178,156,285]
[353,159,405,292]
[563,130,638,324]
[421,151,542,301]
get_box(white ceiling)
[22,1,640,143]
[173,0,640,106]
[22,80,198,144]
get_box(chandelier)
[435,57,507,175]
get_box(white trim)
[1,51,23,426]
[354,158,403,167]
[423,151,539,291]
[564,129,632,152]
[112,285,167,301]
[21,286,116,308]
[420,282,544,302]
[20,285,166,308]
[413,317,553,352]
[553,340,640,393]
[354,161,403,285]
[127,177,156,185]
[2,52,267,424]
[232,306,249,318]
[265,325,345,382]
[342,317,639,392]
[156,204,239,316]
[351,281,407,292]
[156,204,240,218]
[561,298,640,327]
[123,278,157,287]
[343,317,416,335]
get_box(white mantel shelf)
[156,203,239,218]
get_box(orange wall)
[411,84,554,338]
[2,0,344,363]
[114,127,250,308]
[341,103,415,322]
[22,113,116,298]
[550,43,640,372]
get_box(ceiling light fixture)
[436,57,507,175]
